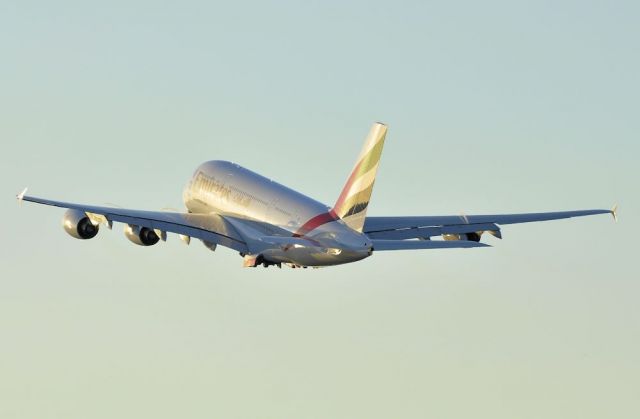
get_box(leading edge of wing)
[372,239,490,251]
[20,194,249,253]
[364,209,613,232]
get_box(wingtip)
[611,204,618,222]
[16,187,28,203]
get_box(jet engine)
[124,224,160,246]
[443,232,482,242]
[62,209,99,239]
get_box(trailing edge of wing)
[20,194,249,253]
[372,239,490,251]
[364,209,613,233]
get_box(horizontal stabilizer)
[372,239,490,251]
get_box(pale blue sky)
[1,1,638,418]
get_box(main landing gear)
[241,253,282,268]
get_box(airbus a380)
[17,123,616,269]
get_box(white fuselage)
[182,161,372,266]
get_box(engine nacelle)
[443,232,482,242]
[62,209,99,239]
[124,224,160,246]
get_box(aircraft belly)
[260,246,370,267]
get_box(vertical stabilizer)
[332,123,387,232]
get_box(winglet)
[16,187,28,205]
[611,204,618,222]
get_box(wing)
[364,208,615,241]
[20,194,249,253]
[372,239,490,251]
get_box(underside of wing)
[20,195,249,253]
[365,208,614,241]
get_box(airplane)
[16,122,617,269]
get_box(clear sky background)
[1,1,638,418]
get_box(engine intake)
[62,209,99,240]
[124,224,160,246]
[62,209,99,239]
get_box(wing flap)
[365,209,612,233]
[367,222,501,240]
[372,239,490,251]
